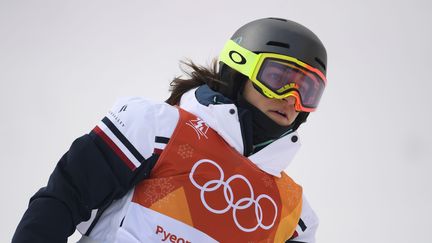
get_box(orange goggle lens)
[253,58,326,112]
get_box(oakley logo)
[186,118,209,140]
[229,50,246,65]
[189,159,278,232]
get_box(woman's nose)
[282,96,297,105]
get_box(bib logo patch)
[186,117,209,140]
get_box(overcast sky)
[1,0,431,242]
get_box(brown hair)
[165,59,223,105]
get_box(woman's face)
[243,81,299,126]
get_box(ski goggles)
[219,40,327,112]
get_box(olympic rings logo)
[189,159,278,232]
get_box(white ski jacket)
[76,87,319,243]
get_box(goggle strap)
[219,40,259,78]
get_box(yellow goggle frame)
[219,40,327,112]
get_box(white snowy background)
[1,0,431,242]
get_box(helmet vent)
[315,57,326,70]
[266,41,290,49]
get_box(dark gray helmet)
[217,17,327,100]
[215,18,328,138]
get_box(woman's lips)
[270,110,287,118]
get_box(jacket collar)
[179,85,301,177]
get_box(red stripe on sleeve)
[93,126,137,171]
[153,148,163,155]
